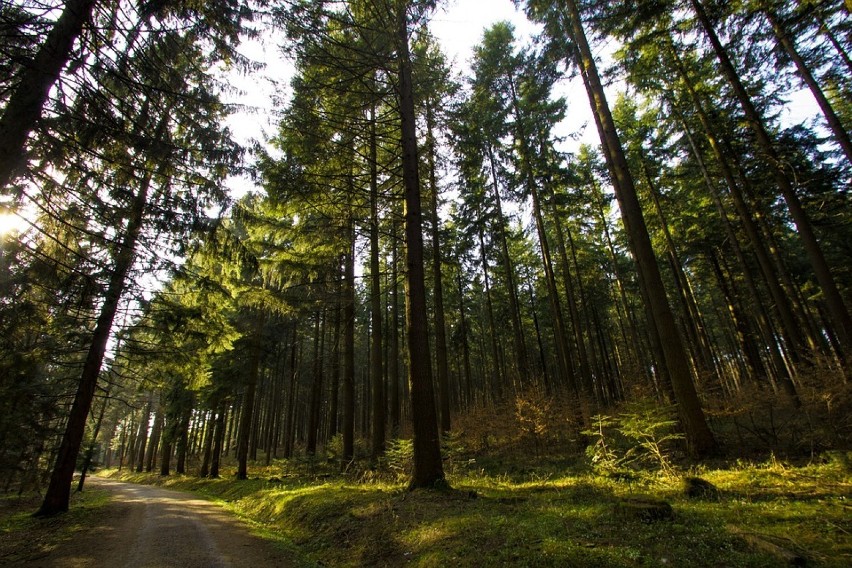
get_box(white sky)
[222,0,597,197]
[221,0,819,197]
[223,0,579,197]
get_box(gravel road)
[30,477,303,567]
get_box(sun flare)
[0,212,28,236]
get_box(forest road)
[31,477,303,567]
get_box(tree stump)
[683,476,720,500]
[614,498,674,523]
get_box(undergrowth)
[100,449,851,567]
[0,487,111,563]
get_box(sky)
[222,0,566,197]
[221,0,822,197]
[223,0,544,142]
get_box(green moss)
[100,457,850,567]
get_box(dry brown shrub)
[451,386,584,461]
[702,357,852,457]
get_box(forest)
[1,0,850,565]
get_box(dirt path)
[28,477,305,567]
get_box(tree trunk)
[674,107,796,396]
[329,293,342,440]
[397,3,445,489]
[199,410,215,477]
[389,227,401,437]
[529,178,579,399]
[209,402,227,479]
[37,152,154,515]
[159,419,172,477]
[237,313,265,480]
[175,402,191,475]
[563,0,716,456]
[133,397,153,473]
[457,272,473,410]
[342,216,356,465]
[691,0,852,355]
[76,390,108,493]
[369,106,386,458]
[665,46,809,374]
[486,143,529,385]
[551,209,595,402]
[643,162,718,384]
[765,9,852,165]
[426,102,451,436]
[283,332,300,459]
[477,228,504,402]
[0,0,97,190]
[145,408,163,473]
[589,177,658,392]
[307,311,325,455]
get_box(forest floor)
[2,452,850,567]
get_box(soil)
[20,477,303,567]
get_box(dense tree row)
[1,0,849,511]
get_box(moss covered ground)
[89,451,852,567]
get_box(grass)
[97,451,850,567]
[0,486,111,564]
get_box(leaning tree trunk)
[665,45,810,372]
[36,159,152,515]
[765,9,852,166]
[563,0,716,457]
[0,0,97,190]
[691,0,852,355]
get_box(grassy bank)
[102,453,851,567]
[0,487,111,564]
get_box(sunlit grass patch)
[99,455,851,567]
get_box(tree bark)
[563,0,716,456]
[690,0,852,355]
[397,2,445,489]
[0,0,97,190]
[37,150,154,515]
